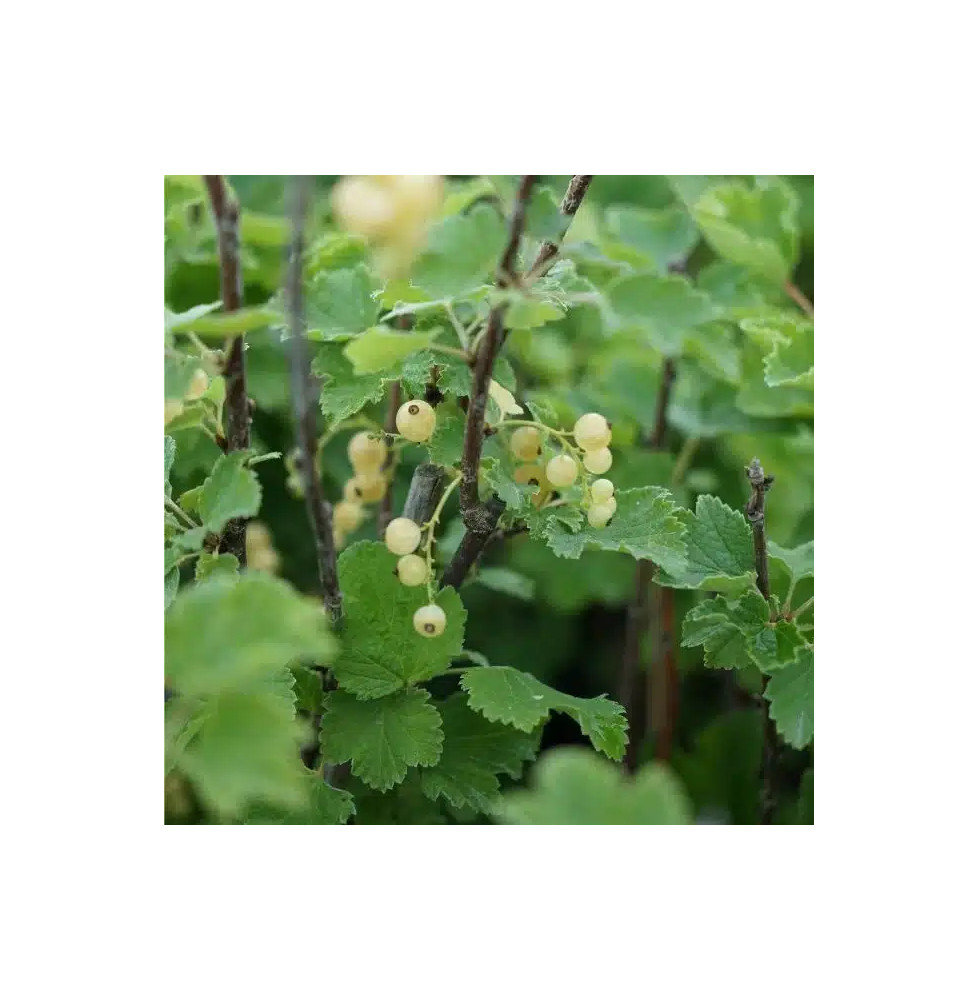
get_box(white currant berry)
[413,603,447,638]
[385,517,422,555]
[396,399,436,442]
[334,500,365,533]
[588,502,615,528]
[397,553,429,587]
[383,175,444,221]
[583,447,613,474]
[331,176,398,240]
[342,478,361,503]
[573,412,612,451]
[184,368,209,401]
[347,431,387,472]
[350,470,386,504]
[545,454,578,488]
[514,463,549,505]
[509,426,542,462]
[605,496,617,515]
[332,525,347,548]
[590,478,615,503]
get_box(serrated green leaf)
[425,398,467,467]
[314,342,393,425]
[198,451,262,533]
[524,187,564,241]
[172,526,207,552]
[290,664,324,713]
[769,540,814,589]
[461,666,628,761]
[412,204,505,299]
[607,273,716,356]
[305,232,369,276]
[693,180,800,285]
[495,747,691,825]
[195,551,239,581]
[605,205,699,273]
[419,694,539,813]
[305,265,378,338]
[658,495,756,592]
[164,436,176,493]
[165,573,335,697]
[165,301,222,335]
[320,688,444,791]
[740,314,814,389]
[177,486,202,514]
[165,353,199,400]
[164,567,180,609]
[684,322,742,385]
[332,542,466,698]
[244,769,355,825]
[542,486,687,573]
[764,649,814,748]
[735,340,814,418]
[169,305,279,338]
[505,296,565,329]
[342,325,435,374]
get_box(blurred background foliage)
[164,174,813,824]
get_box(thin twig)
[784,280,814,317]
[285,176,342,622]
[526,175,594,281]
[203,175,250,564]
[745,457,777,824]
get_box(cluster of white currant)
[331,175,444,279]
[383,515,446,639]
[508,411,618,529]
[330,399,439,549]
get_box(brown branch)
[285,176,342,622]
[745,457,777,823]
[784,280,814,317]
[526,174,594,280]
[203,175,250,564]
[401,463,446,524]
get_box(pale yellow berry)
[590,478,615,503]
[350,471,386,504]
[397,553,429,587]
[413,603,447,638]
[514,463,550,505]
[605,496,617,515]
[573,412,612,451]
[347,431,387,472]
[583,447,613,474]
[246,520,282,573]
[384,175,444,222]
[588,502,615,528]
[184,368,209,401]
[164,399,184,425]
[332,526,347,548]
[249,547,281,574]
[334,500,365,533]
[545,454,578,488]
[509,426,542,462]
[385,517,422,555]
[396,399,436,442]
[332,176,398,240]
[342,479,361,503]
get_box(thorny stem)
[745,457,778,824]
[203,175,250,564]
[285,176,342,622]
[422,473,462,602]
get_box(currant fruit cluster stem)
[421,473,462,602]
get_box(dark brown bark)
[203,175,250,564]
[401,464,446,525]
[284,176,341,622]
[527,175,594,280]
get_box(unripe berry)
[396,399,436,442]
[583,447,613,474]
[347,431,387,472]
[397,553,429,587]
[184,368,209,401]
[385,517,422,555]
[573,412,612,451]
[164,399,184,425]
[332,176,398,240]
[350,470,386,504]
[509,426,542,462]
[588,502,615,528]
[590,478,615,503]
[413,603,447,638]
[545,454,578,488]
[334,500,365,533]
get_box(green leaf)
[495,747,691,825]
[164,353,199,400]
[195,551,239,581]
[473,566,535,601]
[164,567,180,609]
[764,649,814,748]
[658,495,756,592]
[605,205,699,272]
[524,187,564,241]
[314,342,393,425]
[290,664,324,713]
[198,451,262,533]
[179,691,307,816]
[305,265,378,338]
[693,180,800,285]
[244,770,355,825]
[164,436,176,493]
[684,322,742,385]
[505,296,565,329]
[320,688,444,791]
[740,314,813,389]
[332,542,466,698]
[768,540,814,589]
[177,486,202,514]
[239,210,290,247]
[735,340,814,417]
[342,325,435,374]
[607,273,715,355]
[461,666,628,761]
[425,399,467,467]
[165,301,222,335]
[419,694,539,813]
[542,486,687,573]
[172,526,207,552]
[412,204,505,299]
[165,573,335,698]
[681,591,806,671]
[305,232,369,275]
[168,305,279,338]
